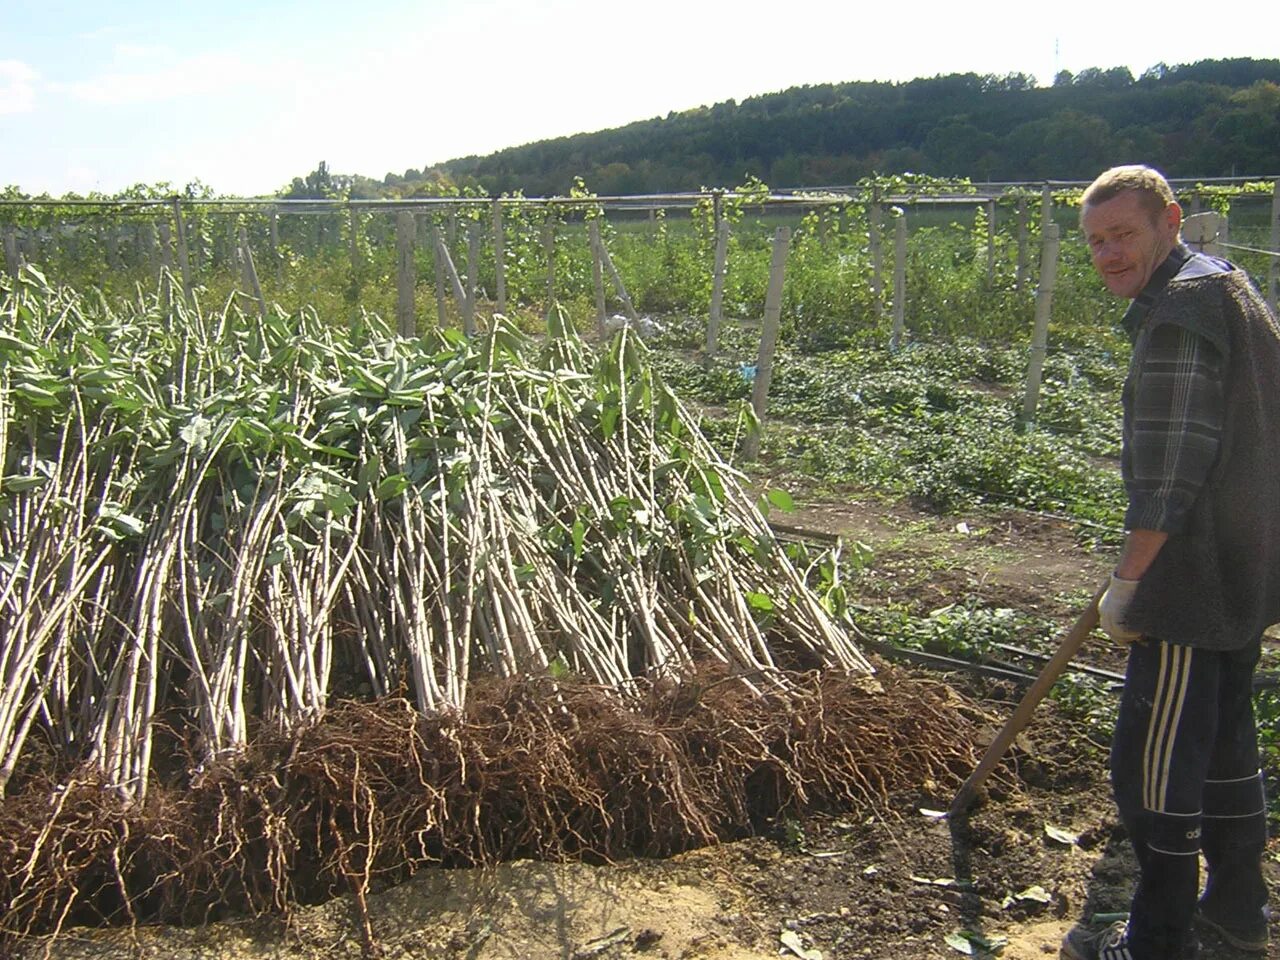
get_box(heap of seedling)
[0,271,980,948]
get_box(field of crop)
[2,178,1279,959]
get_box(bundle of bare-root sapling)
[1,277,984,950]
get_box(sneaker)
[1195,904,1270,953]
[1061,921,1134,960]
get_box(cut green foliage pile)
[0,269,869,803]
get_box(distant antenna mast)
[1053,38,1060,80]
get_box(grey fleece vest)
[1126,262,1280,649]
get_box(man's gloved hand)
[1099,574,1142,643]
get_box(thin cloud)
[0,60,39,114]
[58,49,285,106]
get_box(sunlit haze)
[3,0,1278,196]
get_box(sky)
[3,0,1279,198]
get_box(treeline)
[314,58,1279,199]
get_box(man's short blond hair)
[1080,165,1177,225]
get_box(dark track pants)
[1110,637,1269,959]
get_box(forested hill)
[344,58,1280,199]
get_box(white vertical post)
[1269,180,1279,315]
[1015,196,1029,292]
[742,226,790,461]
[433,230,468,306]
[2,227,20,281]
[103,223,121,271]
[1021,222,1061,428]
[269,209,280,262]
[1183,212,1225,257]
[396,210,416,337]
[463,227,480,337]
[706,218,730,355]
[157,220,175,273]
[595,228,638,322]
[985,199,996,285]
[142,222,159,278]
[542,219,556,319]
[869,197,884,320]
[889,211,907,352]
[238,225,267,318]
[171,198,193,303]
[590,218,607,335]
[425,218,448,327]
[349,207,362,275]
[157,219,175,306]
[491,200,506,314]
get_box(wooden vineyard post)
[157,219,176,305]
[220,221,235,271]
[425,219,448,328]
[157,220,175,272]
[543,218,556,320]
[985,199,996,285]
[1270,180,1279,315]
[433,227,469,330]
[742,226,790,462]
[16,231,33,266]
[1020,222,1061,429]
[590,219,607,335]
[594,227,638,322]
[869,192,885,320]
[186,211,203,268]
[707,216,730,356]
[269,208,280,275]
[349,206,363,277]
[1034,181,1054,299]
[396,210,416,337]
[141,222,159,278]
[171,198,193,304]
[463,227,480,337]
[889,211,907,352]
[491,200,506,314]
[103,223,121,272]
[1015,196,1029,292]
[1183,212,1225,257]
[3,227,20,281]
[238,225,267,318]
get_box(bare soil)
[21,492,1280,960]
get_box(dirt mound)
[2,668,986,956]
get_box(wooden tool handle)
[949,581,1108,816]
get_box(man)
[1062,165,1278,960]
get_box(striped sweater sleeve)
[1123,323,1224,533]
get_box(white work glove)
[1099,574,1142,643]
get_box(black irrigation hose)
[765,522,1280,691]
[864,637,1040,685]
[868,636,1280,691]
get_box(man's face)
[1081,191,1182,300]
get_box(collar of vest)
[1121,243,1194,341]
